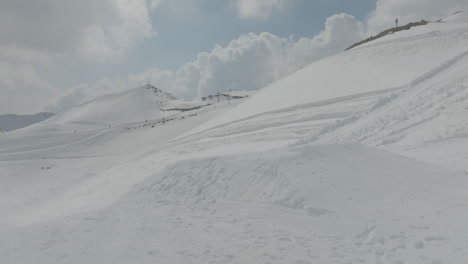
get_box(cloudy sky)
[1,0,467,114]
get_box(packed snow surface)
[1,20,468,264]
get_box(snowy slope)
[2,143,467,264]
[188,20,468,136]
[0,112,54,132]
[47,84,176,127]
[1,16,468,264]
[443,11,468,23]
[0,90,251,225]
[180,18,468,170]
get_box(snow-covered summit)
[143,84,177,101]
[46,85,177,127]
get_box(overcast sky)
[1,0,467,114]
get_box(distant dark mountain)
[0,112,55,132]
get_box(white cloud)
[0,62,60,114]
[149,0,163,9]
[161,13,363,98]
[179,32,290,97]
[0,0,158,114]
[232,0,290,19]
[366,0,468,34]
[288,14,365,70]
[44,79,123,114]
[0,0,156,61]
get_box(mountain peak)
[143,84,177,101]
[47,85,177,127]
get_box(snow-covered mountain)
[1,13,468,264]
[47,84,176,127]
[0,112,54,132]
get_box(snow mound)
[47,85,176,126]
[134,143,456,213]
[3,143,468,263]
